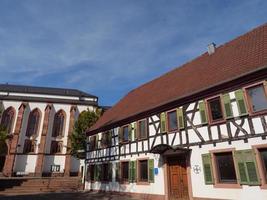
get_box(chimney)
[207,43,216,55]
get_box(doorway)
[167,154,189,200]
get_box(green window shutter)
[234,150,248,184]
[133,122,137,140]
[160,112,167,133]
[176,107,185,129]
[128,162,132,182]
[93,165,97,181]
[235,90,248,116]
[242,150,260,185]
[128,124,132,141]
[95,135,99,149]
[118,127,123,143]
[132,161,137,182]
[199,101,208,124]
[222,93,233,119]
[201,153,214,184]
[148,159,154,183]
[108,163,113,181]
[115,162,120,182]
[234,150,260,185]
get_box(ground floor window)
[101,163,109,182]
[259,148,267,182]
[121,161,129,182]
[90,165,95,181]
[138,159,148,182]
[214,152,237,183]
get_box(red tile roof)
[89,23,267,134]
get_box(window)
[89,136,96,151]
[102,163,109,182]
[26,109,40,137]
[101,131,112,148]
[259,148,267,182]
[90,165,95,181]
[246,84,267,113]
[0,107,15,134]
[122,126,129,142]
[23,139,35,153]
[138,120,147,139]
[121,161,129,182]
[214,152,237,183]
[138,160,148,182]
[50,141,62,154]
[167,110,178,131]
[52,110,65,137]
[207,97,224,123]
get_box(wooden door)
[168,156,189,200]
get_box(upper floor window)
[89,135,96,151]
[207,97,224,123]
[246,84,267,113]
[1,107,15,134]
[167,110,178,131]
[101,131,112,148]
[23,139,35,154]
[50,141,62,154]
[26,109,40,137]
[52,110,65,137]
[122,125,129,142]
[138,119,147,139]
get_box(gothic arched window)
[1,107,15,134]
[52,110,65,137]
[26,108,40,137]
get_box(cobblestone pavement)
[0,191,140,200]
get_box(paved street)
[0,191,140,200]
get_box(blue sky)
[0,0,267,106]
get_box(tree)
[70,108,101,159]
[0,106,8,154]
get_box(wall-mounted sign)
[193,165,201,174]
[51,165,60,172]
[154,168,159,175]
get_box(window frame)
[89,164,95,182]
[89,135,96,151]
[0,107,15,135]
[206,95,226,124]
[121,125,129,143]
[137,158,149,185]
[50,140,63,154]
[101,163,110,182]
[120,160,130,184]
[25,108,41,138]
[209,148,241,189]
[252,144,267,189]
[23,139,35,154]
[137,119,148,140]
[52,110,65,138]
[244,81,267,116]
[166,109,178,132]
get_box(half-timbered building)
[0,84,98,178]
[86,24,267,200]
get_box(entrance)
[167,155,189,200]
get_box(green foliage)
[0,106,8,154]
[70,108,101,159]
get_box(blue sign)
[154,168,158,175]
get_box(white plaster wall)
[190,138,267,200]
[14,155,37,173]
[85,153,165,195]
[43,155,65,173]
